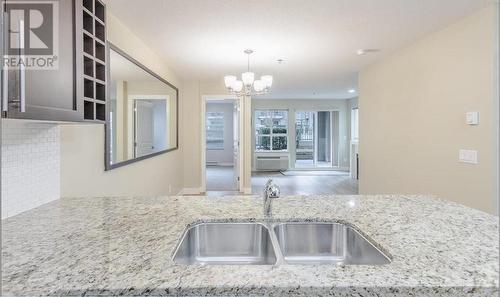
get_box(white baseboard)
[287,166,350,172]
[179,187,251,195]
[179,188,202,195]
[206,162,234,167]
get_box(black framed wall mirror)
[105,43,179,170]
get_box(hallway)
[206,166,237,191]
[252,171,358,195]
[207,166,358,195]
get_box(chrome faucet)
[263,179,280,217]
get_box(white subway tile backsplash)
[1,120,60,219]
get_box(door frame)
[133,100,154,158]
[201,94,243,193]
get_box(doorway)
[294,110,339,168]
[202,97,241,194]
[134,99,167,158]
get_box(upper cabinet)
[1,0,106,122]
[81,0,106,121]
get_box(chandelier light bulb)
[253,80,264,92]
[242,72,255,86]
[232,80,243,92]
[224,75,237,89]
[261,75,273,88]
[224,50,272,96]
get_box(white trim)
[201,95,243,193]
[126,94,170,159]
[201,98,207,193]
[239,97,245,192]
[286,166,350,172]
[243,187,252,195]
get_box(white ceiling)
[105,0,491,99]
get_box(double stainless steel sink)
[172,221,391,266]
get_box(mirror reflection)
[107,46,178,168]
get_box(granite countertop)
[1,195,499,296]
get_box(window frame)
[206,111,225,150]
[254,109,289,152]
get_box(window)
[206,112,224,149]
[255,110,288,151]
[351,108,359,140]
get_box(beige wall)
[180,81,203,191]
[251,99,352,169]
[60,13,185,197]
[359,5,498,214]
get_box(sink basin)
[172,222,277,265]
[172,221,390,266]
[273,222,391,265]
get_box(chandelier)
[224,49,273,96]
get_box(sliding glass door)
[295,111,315,167]
[316,111,332,167]
[295,111,339,168]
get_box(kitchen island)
[2,195,498,296]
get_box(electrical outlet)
[466,112,479,125]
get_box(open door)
[295,110,339,168]
[233,100,240,190]
[203,97,240,194]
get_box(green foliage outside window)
[258,127,271,134]
[295,125,303,147]
[259,136,287,151]
[260,137,270,150]
[255,110,288,151]
[272,136,287,150]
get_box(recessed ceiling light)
[356,49,380,56]
[277,59,284,64]
[348,89,356,93]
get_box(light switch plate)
[466,112,479,125]
[459,149,478,164]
